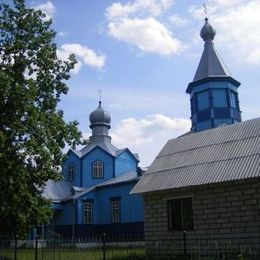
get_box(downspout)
[72,199,75,241]
[75,199,78,238]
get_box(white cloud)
[57,44,105,73]
[189,0,260,64]
[33,1,55,20]
[110,114,190,165]
[106,0,185,56]
[106,0,173,20]
[168,14,189,27]
[108,17,184,56]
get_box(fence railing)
[146,232,260,260]
[1,232,259,260]
[0,233,145,260]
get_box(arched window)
[92,160,104,179]
[68,164,75,181]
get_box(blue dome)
[200,18,216,41]
[89,101,111,126]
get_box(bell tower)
[186,18,241,132]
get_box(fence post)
[14,235,18,260]
[35,234,38,260]
[183,231,187,259]
[102,233,106,260]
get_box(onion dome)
[200,18,216,41]
[89,101,111,127]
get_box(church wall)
[77,191,96,225]
[95,182,143,225]
[53,183,144,236]
[115,151,137,176]
[82,147,114,187]
[143,179,260,259]
[53,201,74,226]
[63,151,81,186]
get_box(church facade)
[132,18,260,258]
[43,101,144,237]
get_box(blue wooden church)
[43,101,144,237]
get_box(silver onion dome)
[89,101,111,127]
[200,18,216,41]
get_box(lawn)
[0,247,147,260]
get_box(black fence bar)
[35,234,38,260]
[14,235,17,260]
[183,231,187,259]
[102,233,106,260]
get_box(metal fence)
[0,233,145,260]
[146,232,260,260]
[1,232,259,260]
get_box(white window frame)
[92,160,104,179]
[68,164,75,181]
[111,198,120,224]
[83,200,93,224]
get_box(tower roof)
[89,101,112,143]
[187,18,240,93]
[89,101,111,128]
[194,18,231,82]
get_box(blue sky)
[8,0,260,165]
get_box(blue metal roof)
[72,171,139,199]
[96,171,139,188]
[43,170,140,202]
[42,179,72,202]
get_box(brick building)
[132,119,260,258]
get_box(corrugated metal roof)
[131,118,260,194]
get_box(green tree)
[0,0,81,236]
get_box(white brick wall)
[143,179,260,259]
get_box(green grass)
[0,247,147,260]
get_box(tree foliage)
[0,0,81,236]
